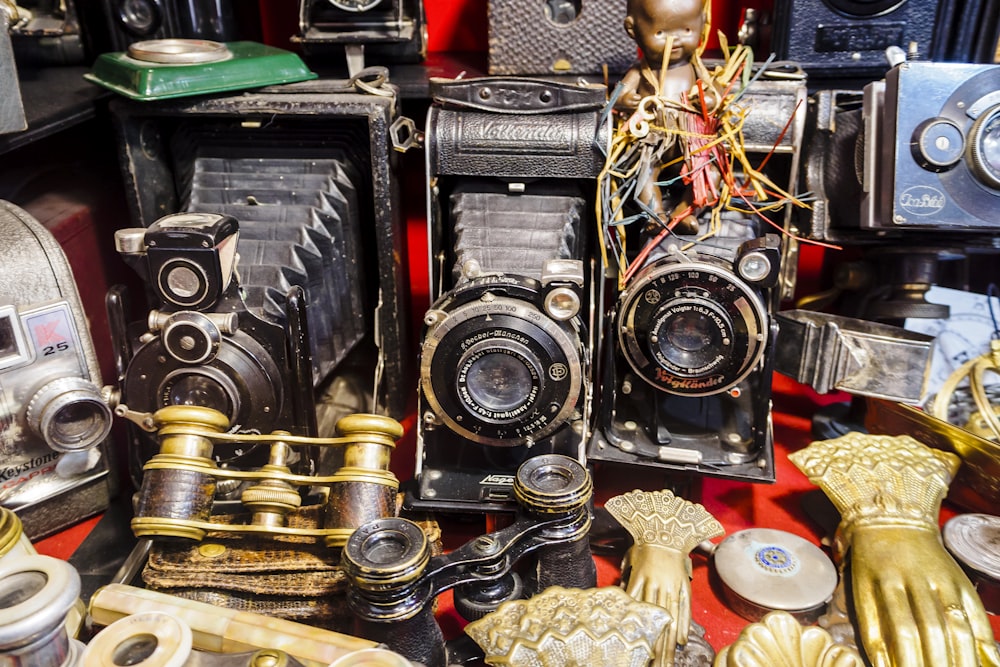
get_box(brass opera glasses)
[124,405,403,545]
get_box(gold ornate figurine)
[714,610,863,667]
[789,432,1000,667]
[605,489,724,666]
[464,586,671,667]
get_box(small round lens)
[360,531,412,565]
[26,378,113,452]
[112,634,159,666]
[968,107,1000,189]
[165,373,233,415]
[157,259,209,307]
[466,352,533,413]
[118,0,160,34]
[50,401,105,447]
[738,252,772,283]
[544,287,580,321]
[0,571,47,610]
[656,309,724,372]
[166,266,201,299]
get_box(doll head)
[625,0,708,70]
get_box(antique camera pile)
[4,0,1000,665]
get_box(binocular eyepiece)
[342,453,596,667]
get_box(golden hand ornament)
[605,489,723,667]
[790,433,1000,667]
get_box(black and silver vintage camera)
[106,79,411,427]
[408,77,608,513]
[0,201,115,539]
[110,212,318,483]
[590,231,783,482]
[863,61,1000,234]
[295,0,425,71]
[795,61,1000,321]
[769,0,940,78]
[588,72,807,483]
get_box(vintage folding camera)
[109,212,321,485]
[0,201,115,539]
[408,77,609,513]
[588,73,808,484]
[589,232,783,482]
[769,0,939,78]
[100,0,236,51]
[105,80,411,433]
[296,0,425,70]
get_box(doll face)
[625,0,706,69]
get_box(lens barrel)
[618,259,769,396]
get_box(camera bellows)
[451,192,584,282]
[188,156,365,385]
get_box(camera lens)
[619,260,768,396]
[421,279,582,447]
[461,345,538,415]
[156,259,210,308]
[124,330,283,440]
[968,107,1000,189]
[51,403,104,445]
[654,307,727,372]
[160,368,238,419]
[117,0,162,35]
[26,377,113,452]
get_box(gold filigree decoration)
[605,489,724,552]
[788,433,959,529]
[714,610,864,667]
[464,586,671,667]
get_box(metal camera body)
[770,0,939,78]
[410,77,608,513]
[106,81,412,447]
[589,73,808,484]
[800,62,1000,245]
[296,0,426,65]
[111,212,315,486]
[590,235,782,482]
[0,201,115,539]
[863,61,1000,234]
